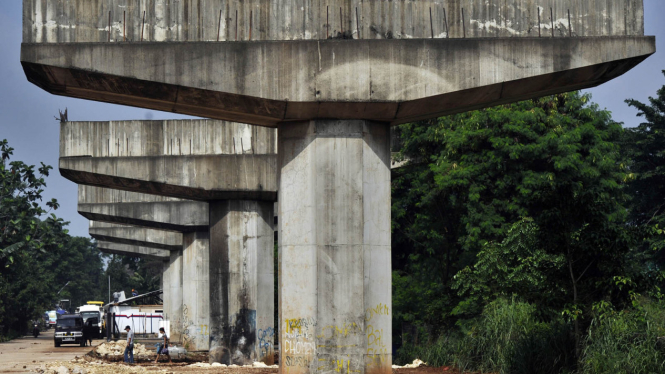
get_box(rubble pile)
[186,362,278,369]
[392,359,427,369]
[94,342,150,358]
[32,360,152,374]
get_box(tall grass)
[579,299,665,374]
[397,298,665,373]
[396,298,576,374]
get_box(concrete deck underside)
[22,37,655,126]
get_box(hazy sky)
[1,1,664,238]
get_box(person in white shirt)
[123,326,135,363]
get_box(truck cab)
[78,302,104,338]
[46,311,57,329]
[54,314,85,347]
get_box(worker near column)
[154,327,172,364]
[123,326,135,364]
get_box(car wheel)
[54,341,60,347]
[80,340,86,347]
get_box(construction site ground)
[0,330,466,374]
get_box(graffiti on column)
[283,318,316,368]
[258,327,275,363]
[365,303,391,366]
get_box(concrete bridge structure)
[22,0,655,372]
[68,119,277,361]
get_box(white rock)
[253,362,268,368]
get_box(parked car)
[54,314,85,347]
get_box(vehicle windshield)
[57,319,82,328]
[80,312,99,322]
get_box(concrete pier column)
[167,249,184,343]
[162,260,170,332]
[182,232,211,351]
[209,200,275,365]
[278,120,392,374]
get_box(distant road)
[0,329,96,374]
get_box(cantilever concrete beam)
[78,185,208,232]
[59,120,277,201]
[22,37,655,127]
[62,155,276,201]
[98,241,170,261]
[89,221,183,251]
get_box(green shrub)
[580,299,665,374]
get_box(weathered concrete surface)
[78,185,208,232]
[23,0,644,43]
[89,221,183,251]
[209,200,275,365]
[22,36,655,126]
[60,120,276,158]
[278,120,392,374]
[165,249,184,343]
[181,232,211,352]
[97,241,171,260]
[59,120,277,200]
[61,155,277,201]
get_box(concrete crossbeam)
[89,221,183,251]
[97,241,171,261]
[22,37,655,126]
[60,120,277,200]
[23,0,644,43]
[60,120,276,158]
[61,155,277,201]
[78,185,208,232]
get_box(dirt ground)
[0,330,94,373]
[0,331,462,374]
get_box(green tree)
[623,71,665,260]
[0,140,106,334]
[0,139,64,266]
[392,92,636,352]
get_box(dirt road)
[0,330,97,374]
[1,332,462,374]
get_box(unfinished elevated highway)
[22,0,654,372]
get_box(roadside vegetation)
[392,72,665,373]
[0,140,160,339]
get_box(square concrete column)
[182,232,211,351]
[166,249,183,343]
[278,120,392,374]
[162,260,170,332]
[209,200,275,365]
